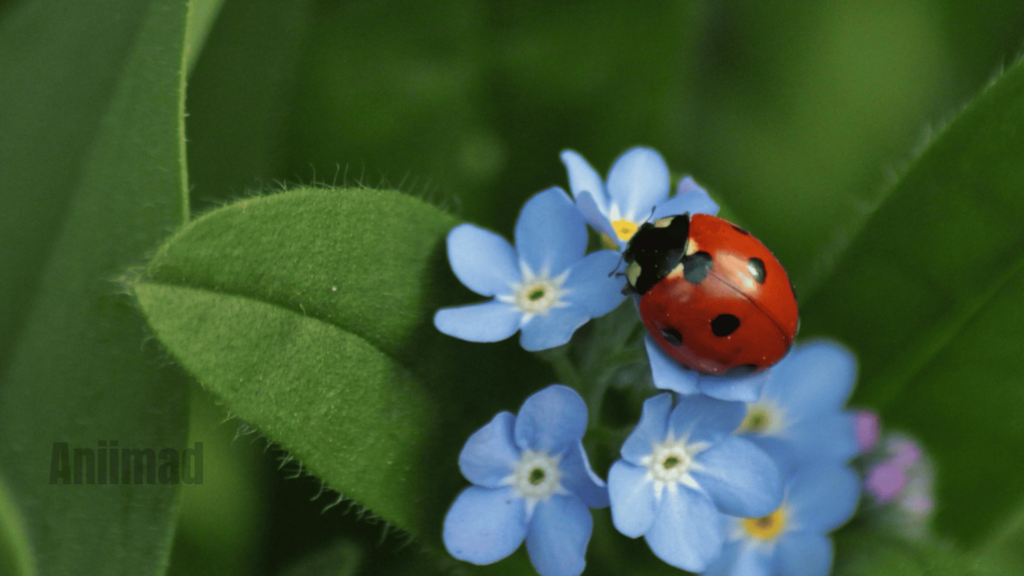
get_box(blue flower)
[607,393,782,572]
[443,385,609,576]
[561,147,719,249]
[434,187,626,351]
[704,464,860,576]
[644,334,770,403]
[734,341,859,475]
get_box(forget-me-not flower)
[644,335,770,403]
[608,393,782,572]
[443,385,609,576]
[434,187,625,351]
[704,464,860,576]
[734,340,859,475]
[561,147,719,248]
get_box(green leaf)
[0,0,192,573]
[800,58,1024,544]
[835,528,1007,576]
[133,187,552,543]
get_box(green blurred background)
[174,0,1024,573]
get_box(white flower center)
[503,449,567,519]
[498,263,571,323]
[639,431,709,499]
[738,399,788,437]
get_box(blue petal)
[559,442,609,508]
[563,250,627,317]
[525,494,592,576]
[519,305,591,351]
[692,437,782,518]
[704,541,773,576]
[651,188,720,224]
[620,393,673,465]
[668,394,746,446]
[447,223,521,296]
[443,486,527,565]
[434,301,521,343]
[668,176,720,217]
[766,340,856,420]
[785,464,860,533]
[676,175,705,196]
[459,411,520,487]
[744,433,798,477]
[644,486,723,572]
[697,369,769,403]
[645,335,700,395]
[606,147,670,221]
[515,187,587,276]
[560,149,609,214]
[514,385,588,454]
[786,412,858,466]
[608,460,656,537]
[575,191,618,241]
[776,532,832,576]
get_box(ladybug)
[623,213,799,376]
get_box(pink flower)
[853,410,879,453]
[865,460,906,503]
[889,439,922,468]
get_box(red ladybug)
[623,213,798,376]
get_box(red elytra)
[623,213,799,376]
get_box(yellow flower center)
[742,507,787,540]
[739,407,772,433]
[736,400,788,437]
[611,219,639,241]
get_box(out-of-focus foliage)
[0,0,191,574]
[800,55,1024,544]
[834,527,1004,576]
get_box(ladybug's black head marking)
[660,327,683,346]
[747,257,766,284]
[622,214,691,295]
[711,314,740,337]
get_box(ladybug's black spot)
[682,252,713,284]
[660,328,683,346]
[711,314,740,337]
[731,225,749,235]
[724,364,758,378]
[747,257,766,284]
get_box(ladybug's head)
[621,214,691,295]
